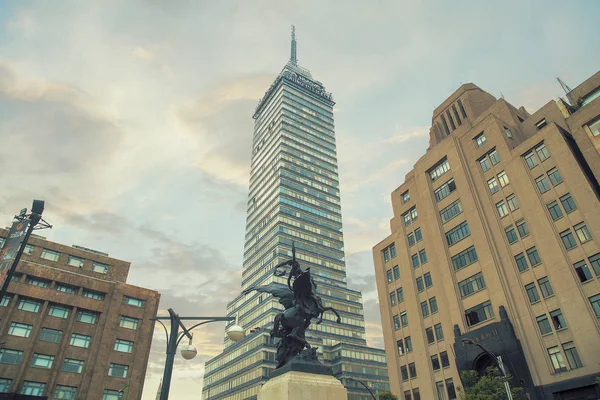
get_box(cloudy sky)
[1,0,599,398]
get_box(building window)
[390,291,397,306]
[56,283,78,294]
[440,351,450,368]
[465,300,494,326]
[560,193,577,213]
[76,310,98,324]
[434,179,457,202]
[408,233,415,247]
[397,288,404,303]
[108,363,129,378]
[547,168,563,186]
[69,333,91,349]
[496,200,508,217]
[587,117,600,137]
[547,200,563,220]
[435,323,444,341]
[440,200,463,223]
[574,260,593,283]
[0,349,23,365]
[400,366,409,381]
[397,339,405,355]
[430,297,438,313]
[515,253,529,272]
[516,219,529,237]
[474,133,486,147]
[436,382,446,400]
[424,272,432,288]
[431,354,440,371]
[26,276,50,288]
[53,385,77,400]
[459,272,486,297]
[8,322,32,338]
[416,277,424,292]
[451,245,478,271]
[40,328,62,343]
[458,99,468,118]
[91,262,109,274]
[421,301,430,318]
[446,378,457,400]
[524,152,538,169]
[410,208,418,222]
[386,270,393,283]
[548,346,567,373]
[489,149,500,165]
[562,341,583,369]
[62,358,84,373]
[408,362,417,378]
[445,221,470,246]
[590,254,600,276]
[589,293,600,317]
[505,226,518,244]
[535,175,551,193]
[405,336,412,352]
[452,104,462,126]
[550,309,567,330]
[48,304,70,319]
[497,170,509,187]
[400,311,408,327]
[535,143,550,160]
[535,118,548,130]
[426,327,435,344]
[487,177,499,193]
[419,249,428,264]
[412,388,421,400]
[479,157,491,172]
[30,353,54,369]
[393,265,400,279]
[120,316,139,330]
[412,254,420,268]
[574,222,592,243]
[560,229,578,250]
[40,249,60,262]
[429,158,450,182]
[0,296,9,307]
[18,298,41,313]
[506,194,519,211]
[525,282,540,303]
[83,289,105,301]
[0,378,11,392]
[538,277,554,298]
[20,382,46,396]
[67,256,85,268]
[24,244,34,255]
[537,314,553,335]
[526,246,542,266]
[415,227,422,241]
[402,191,410,203]
[103,390,124,400]
[403,213,411,227]
[383,244,397,261]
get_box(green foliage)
[596,376,600,385]
[378,390,398,400]
[457,367,527,400]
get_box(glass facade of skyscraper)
[202,32,388,400]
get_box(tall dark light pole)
[0,200,52,299]
[153,308,246,400]
[347,377,378,400]
[461,338,513,400]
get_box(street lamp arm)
[175,319,233,347]
[155,319,170,344]
[347,378,376,400]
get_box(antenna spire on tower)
[290,25,297,65]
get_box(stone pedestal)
[257,370,348,400]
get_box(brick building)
[373,71,600,399]
[0,229,160,399]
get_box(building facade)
[202,29,388,400]
[0,229,160,399]
[373,71,600,400]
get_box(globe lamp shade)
[226,325,246,342]
[180,344,197,360]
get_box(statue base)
[257,370,348,400]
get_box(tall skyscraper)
[373,71,600,400]
[202,28,388,400]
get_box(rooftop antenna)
[290,25,297,65]
[557,77,573,96]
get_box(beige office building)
[373,71,600,400]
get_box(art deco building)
[373,71,600,400]
[202,29,389,400]
[0,228,160,399]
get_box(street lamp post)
[347,377,379,400]
[461,338,513,400]
[153,308,246,400]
